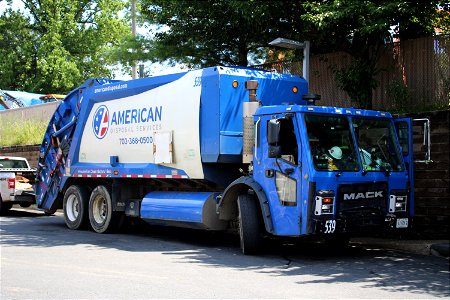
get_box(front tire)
[89,185,119,233]
[63,185,90,229]
[238,194,263,255]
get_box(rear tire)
[238,194,263,255]
[0,198,12,215]
[63,185,90,229]
[89,185,119,233]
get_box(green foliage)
[0,117,47,146]
[386,81,411,111]
[0,10,37,91]
[0,0,130,94]
[334,60,379,109]
[137,0,300,68]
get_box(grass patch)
[0,117,47,147]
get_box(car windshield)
[0,159,28,169]
[305,114,359,171]
[352,118,404,172]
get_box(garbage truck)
[36,66,420,254]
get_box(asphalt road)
[1,208,449,299]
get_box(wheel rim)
[92,195,107,224]
[66,194,79,222]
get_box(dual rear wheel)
[63,185,119,233]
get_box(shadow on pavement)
[1,208,449,298]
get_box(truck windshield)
[0,159,28,169]
[305,114,359,171]
[352,118,404,172]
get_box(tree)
[138,0,300,68]
[0,9,37,91]
[0,0,130,93]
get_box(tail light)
[8,178,15,189]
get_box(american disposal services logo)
[92,105,109,139]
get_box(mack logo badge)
[92,105,109,139]
[344,191,384,200]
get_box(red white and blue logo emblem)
[92,105,109,139]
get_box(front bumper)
[312,215,411,236]
[8,190,35,204]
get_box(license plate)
[396,218,408,228]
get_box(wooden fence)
[257,35,450,110]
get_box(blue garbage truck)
[36,66,417,254]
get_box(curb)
[351,238,450,258]
[430,243,450,257]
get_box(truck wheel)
[63,185,90,230]
[238,194,262,255]
[89,185,119,233]
[0,199,13,215]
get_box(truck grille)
[337,182,388,218]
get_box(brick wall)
[405,110,450,238]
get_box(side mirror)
[267,119,280,145]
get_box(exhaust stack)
[243,80,261,164]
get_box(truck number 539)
[324,220,336,233]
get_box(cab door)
[260,114,302,236]
[394,118,414,216]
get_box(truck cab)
[251,105,411,237]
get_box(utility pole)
[131,0,137,79]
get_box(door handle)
[265,169,274,178]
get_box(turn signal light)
[323,197,333,204]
